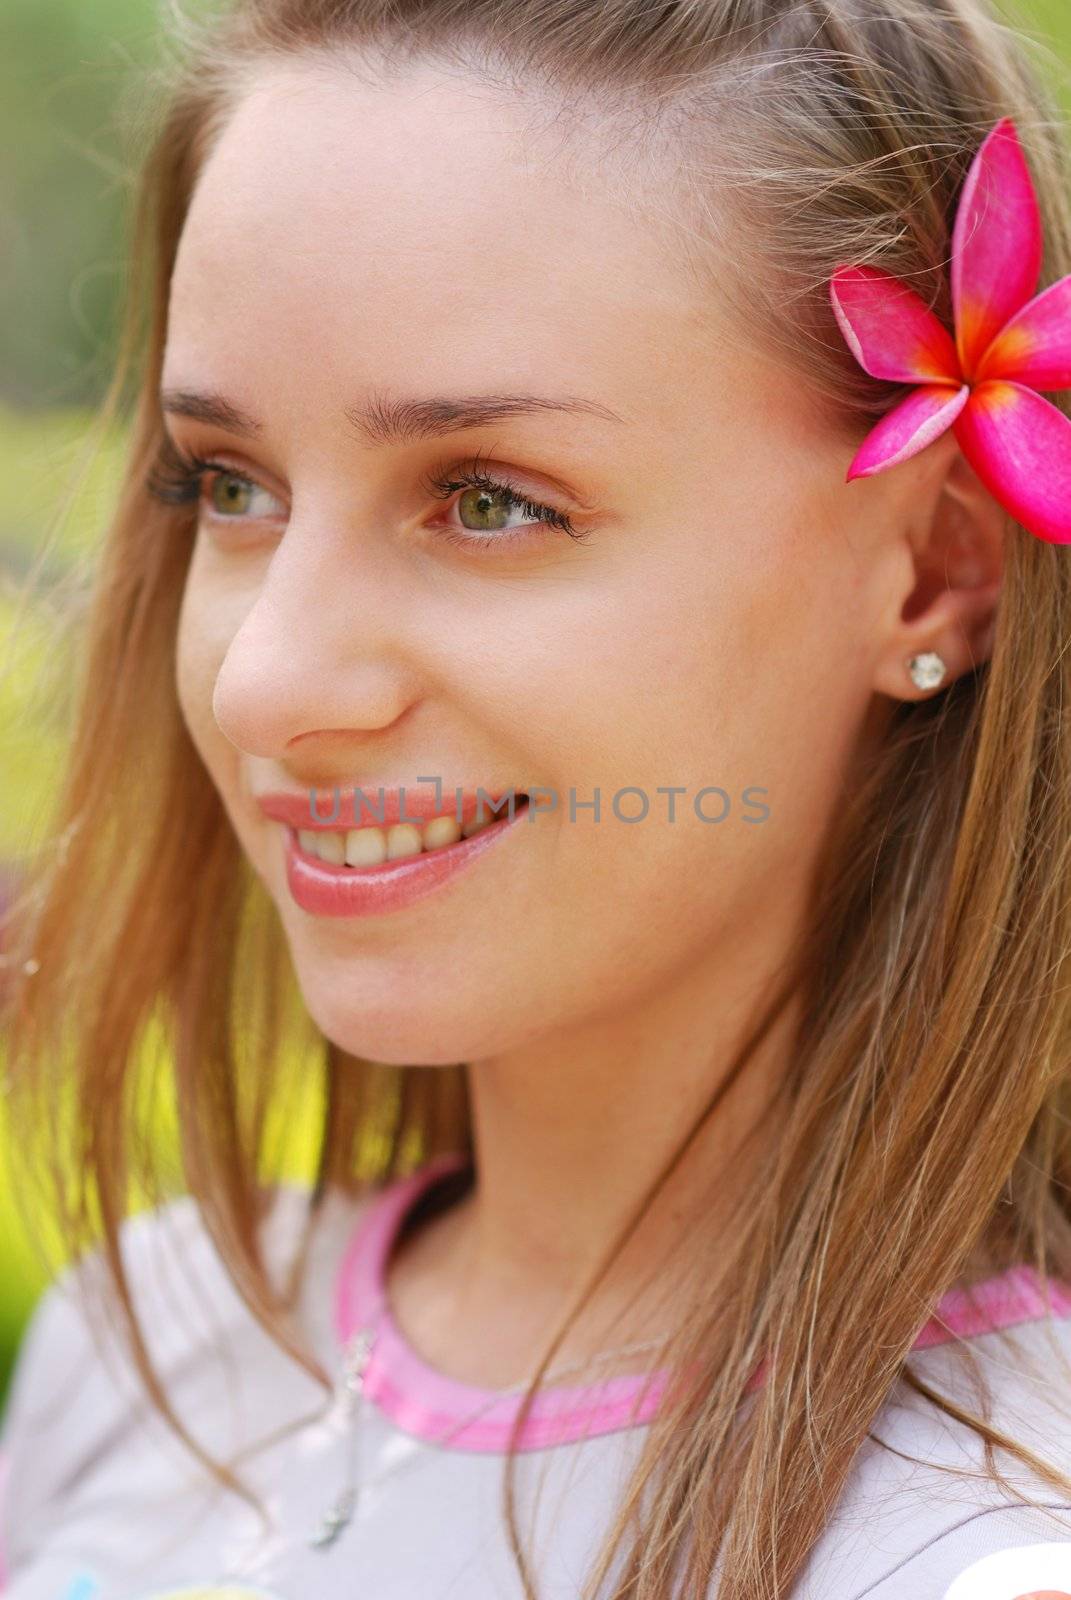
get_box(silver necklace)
[306,1311,670,1551]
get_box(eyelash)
[420,448,585,545]
[145,438,588,549]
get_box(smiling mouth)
[294,793,530,869]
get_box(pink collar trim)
[333,1151,1071,1454]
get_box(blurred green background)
[2,0,1071,1410]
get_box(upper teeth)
[297,807,505,867]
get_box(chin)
[297,977,513,1067]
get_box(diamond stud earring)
[907,651,948,691]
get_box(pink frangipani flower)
[829,117,1071,544]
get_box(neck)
[387,913,804,1388]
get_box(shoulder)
[834,1501,1071,1599]
[0,1181,371,1570]
[795,1307,1071,1600]
[0,1181,318,1401]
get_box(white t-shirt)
[2,1150,1071,1600]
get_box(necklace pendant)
[343,1326,374,1391]
[308,1486,357,1550]
[306,1324,375,1553]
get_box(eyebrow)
[158,387,627,444]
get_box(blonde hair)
[6,1,1071,1595]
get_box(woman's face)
[167,55,922,1064]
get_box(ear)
[872,446,1006,701]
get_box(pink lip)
[257,784,525,832]
[274,794,531,918]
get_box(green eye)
[456,484,523,533]
[209,472,256,516]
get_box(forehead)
[164,54,761,425]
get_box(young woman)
[3,1,1071,1596]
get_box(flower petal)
[952,381,1071,544]
[975,274,1071,390]
[847,384,969,479]
[952,117,1043,378]
[830,266,960,383]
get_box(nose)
[210,504,424,759]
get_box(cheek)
[510,531,866,909]
[500,532,823,795]
[174,566,233,778]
